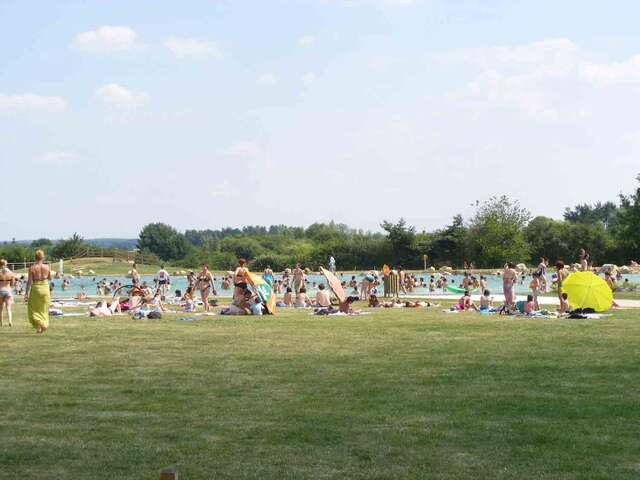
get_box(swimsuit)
[0,288,12,299]
[198,276,211,289]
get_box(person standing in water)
[263,265,274,286]
[156,265,170,296]
[0,259,15,327]
[536,257,548,292]
[578,248,590,271]
[502,262,517,309]
[328,255,336,273]
[233,259,249,303]
[25,250,51,333]
[398,267,407,295]
[131,262,140,286]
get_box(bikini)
[234,269,248,289]
[198,274,211,289]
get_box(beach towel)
[310,311,369,317]
[28,279,50,330]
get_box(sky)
[1,0,639,240]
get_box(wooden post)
[423,254,427,271]
[160,468,177,480]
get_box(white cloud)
[441,38,578,72]
[226,140,263,158]
[41,151,79,166]
[442,38,640,120]
[342,0,416,7]
[256,73,277,86]
[164,37,222,58]
[302,72,317,86]
[580,55,640,85]
[298,35,315,47]
[0,93,66,113]
[74,25,138,53]
[95,83,147,108]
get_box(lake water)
[29,271,640,299]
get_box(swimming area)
[33,271,640,299]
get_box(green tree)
[381,218,417,267]
[427,215,468,267]
[560,222,612,265]
[52,233,87,259]
[30,238,52,248]
[220,236,265,261]
[613,174,640,262]
[138,223,189,262]
[525,216,568,263]
[467,196,530,267]
[0,244,32,264]
[564,201,618,230]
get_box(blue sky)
[2,0,639,239]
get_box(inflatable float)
[446,285,477,294]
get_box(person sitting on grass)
[295,287,313,308]
[89,297,121,317]
[315,284,331,308]
[221,289,252,315]
[368,294,381,308]
[459,290,478,311]
[182,287,196,312]
[250,296,263,316]
[283,287,293,307]
[479,289,493,311]
[524,294,536,315]
[145,290,166,313]
[339,296,360,314]
[604,272,621,308]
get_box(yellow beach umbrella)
[562,272,613,312]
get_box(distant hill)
[85,238,138,250]
[2,238,138,250]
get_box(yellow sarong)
[28,279,50,330]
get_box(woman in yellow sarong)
[25,249,51,333]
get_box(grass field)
[1,302,639,479]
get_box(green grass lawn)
[1,302,639,479]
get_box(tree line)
[3,175,639,270]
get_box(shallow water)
[26,271,640,299]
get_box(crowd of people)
[0,248,634,332]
